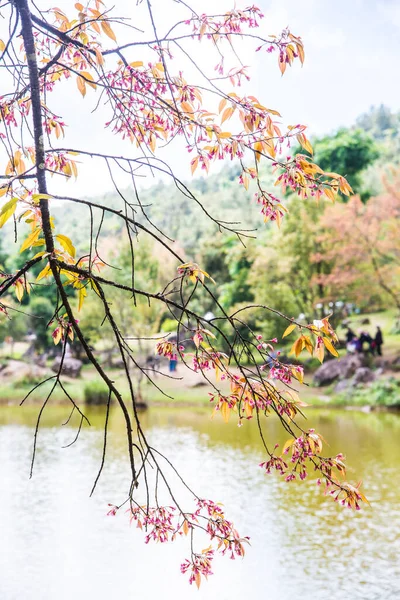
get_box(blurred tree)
[298,128,379,200]
[29,296,54,351]
[356,105,400,141]
[317,174,400,314]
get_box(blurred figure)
[375,326,384,356]
[345,326,357,352]
[358,330,374,354]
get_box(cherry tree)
[0,0,365,587]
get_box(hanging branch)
[0,0,367,589]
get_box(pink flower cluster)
[180,549,214,587]
[269,364,304,384]
[259,455,288,476]
[255,333,278,352]
[156,340,183,361]
[128,505,176,543]
[186,6,264,39]
[255,191,285,223]
[193,351,225,374]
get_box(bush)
[338,377,400,407]
[84,381,110,405]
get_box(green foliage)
[29,296,54,351]
[307,128,379,199]
[84,381,110,405]
[0,308,27,343]
[0,108,398,354]
[0,234,8,270]
[337,378,400,408]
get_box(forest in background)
[1,104,400,355]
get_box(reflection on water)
[1,405,400,600]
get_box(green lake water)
[1,405,399,599]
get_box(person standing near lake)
[345,326,357,353]
[375,326,384,356]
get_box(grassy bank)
[1,309,399,410]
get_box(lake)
[1,404,400,599]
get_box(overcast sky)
[1,0,400,196]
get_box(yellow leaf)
[149,133,156,152]
[0,39,5,53]
[282,438,294,454]
[314,343,324,363]
[94,48,104,66]
[80,71,96,90]
[53,327,62,345]
[56,234,76,258]
[296,133,313,155]
[217,131,232,139]
[292,367,304,384]
[20,228,41,253]
[15,280,24,302]
[322,337,339,357]
[77,75,86,97]
[32,193,53,203]
[290,337,304,357]
[31,250,47,260]
[254,141,263,162]
[221,402,230,423]
[101,20,117,42]
[36,262,52,281]
[130,61,143,68]
[78,285,87,311]
[182,520,189,536]
[0,197,18,228]
[282,323,296,338]
[303,335,313,354]
[324,187,336,202]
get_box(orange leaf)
[218,98,227,114]
[221,106,234,124]
[190,156,199,175]
[195,571,201,590]
[101,20,117,42]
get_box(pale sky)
[1,0,400,196]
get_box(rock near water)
[313,354,366,387]
[51,357,83,378]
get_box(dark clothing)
[345,328,356,343]
[375,328,383,356]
